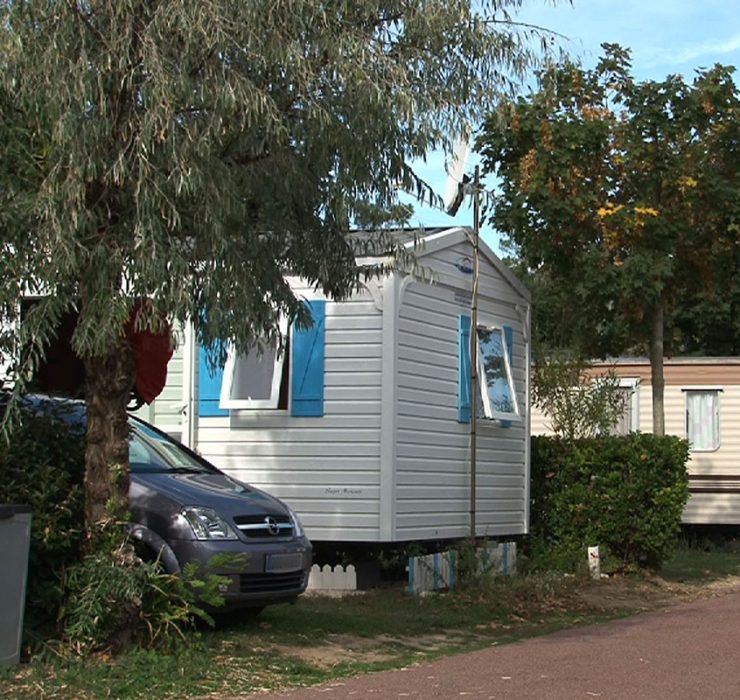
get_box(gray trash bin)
[0,505,32,665]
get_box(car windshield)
[128,423,214,475]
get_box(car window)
[129,426,213,474]
[128,431,174,473]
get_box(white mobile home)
[138,227,532,543]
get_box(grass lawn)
[2,546,738,700]
[660,545,740,581]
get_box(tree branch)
[67,0,106,46]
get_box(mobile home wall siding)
[682,492,740,523]
[195,286,385,542]
[641,383,740,524]
[133,327,185,439]
[394,243,528,541]
[635,382,740,472]
[530,404,555,436]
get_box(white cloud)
[646,33,740,68]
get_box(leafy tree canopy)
[479,44,740,432]
[1,1,555,533]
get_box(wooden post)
[470,165,480,539]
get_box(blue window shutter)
[500,325,514,429]
[458,315,471,423]
[198,344,228,417]
[291,300,326,417]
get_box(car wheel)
[133,540,166,571]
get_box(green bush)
[532,355,627,439]
[530,433,690,571]
[0,410,86,638]
[60,545,228,654]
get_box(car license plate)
[265,552,303,573]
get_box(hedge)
[530,433,690,571]
[0,410,86,638]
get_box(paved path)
[242,589,740,699]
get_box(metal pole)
[470,165,480,539]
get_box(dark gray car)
[126,418,312,609]
[21,396,312,610]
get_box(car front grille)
[233,513,293,538]
[239,572,306,594]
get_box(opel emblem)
[264,516,280,536]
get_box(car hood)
[131,470,289,518]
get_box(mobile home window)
[220,320,289,410]
[611,378,640,436]
[684,389,720,452]
[198,300,325,418]
[476,326,519,421]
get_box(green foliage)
[479,43,740,367]
[532,355,627,439]
[530,434,690,571]
[454,540,483,586]
[0,410,86,638]
[0,0,559,541]
[60,544,228,654]
[0,0,555,373]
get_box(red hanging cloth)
[125,301,174,405]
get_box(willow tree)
[0,1,554,539]
[479,44,740,435]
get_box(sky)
[402,0,740,253]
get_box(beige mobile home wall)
[531,359,740,524]
[630,361,740,524]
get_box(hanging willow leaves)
[1,1,558,536]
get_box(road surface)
[241,589,740,699]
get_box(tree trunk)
[83,338,135,541]
[649,300,665,436]
[732,235,740,355]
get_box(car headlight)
[181,507,238,540]
[287,506,305,538]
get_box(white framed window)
[476,325,520,421]
[611,378,640,435]
[198,299,326,418]
[219,319,289,410]
[683,387,721,452]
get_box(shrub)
[60,543,229,654]
[0,410,86,639]
[532,355,627,439]
[530,433,690,571]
